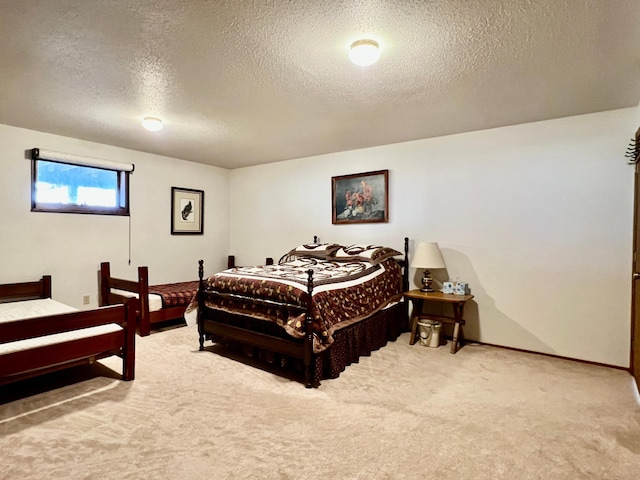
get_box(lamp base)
[420,270,435,292]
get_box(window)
[30,148,132,216]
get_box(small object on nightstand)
[442,281,469,295]
[453,282,468,295]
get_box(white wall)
[0,124,230,308]
[229,108,638,368]
[2,108,635,368]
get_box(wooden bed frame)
[99,262,194,336]
[0,275,136,386]
[197,238,410,388]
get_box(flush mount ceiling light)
[142,117,163,132]
[349,39,380,66]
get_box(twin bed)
[0,275,136,386]
[100,262,198,336]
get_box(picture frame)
[171,187,204,235]
[332,169,389,224]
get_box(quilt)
[148,281,199,307]
[199,257,403,352]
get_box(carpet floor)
[1,323,639,480]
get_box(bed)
[100,262,199,336]
[194,238,409,388]
[0,275,136,386]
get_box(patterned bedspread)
[148,281,199,307]
[200,257,403,352]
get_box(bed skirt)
[312,301,405,384]
[202,301,406,385]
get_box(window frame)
[30,150,131,216]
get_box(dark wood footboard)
[198,260,316,387]
[0,302,137,385]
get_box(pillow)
[280,243,342,263]
[292,243,341,256]
[334,244,402,264]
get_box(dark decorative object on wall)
[332,169,389,224]
[625,127,640,164]
[171,186,204,234]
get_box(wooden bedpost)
[198,259,205,351]
[122,298,137,381]
[313,235,318,243]
[42,275,52,299]
[137,266,151,337]
[403,237,410,329]
[403,237,409,292]
[304,269,315,388]
[227,255,235,269]
[99,262,110,307]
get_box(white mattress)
[111,288,163,312]
[0,298,122,355]
[0,298,76,322]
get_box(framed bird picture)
[171,186,204,235]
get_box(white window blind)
[30,148,134,172]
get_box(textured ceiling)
[1,0,639,169]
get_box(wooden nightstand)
[403,290,474,354]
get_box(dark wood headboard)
[0,275,52,303]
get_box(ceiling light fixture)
[349,39,380,66]
[142,117,163,132]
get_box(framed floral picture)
[332,170,389,224]
[171,186,204,234]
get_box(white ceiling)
[1,0,639,169]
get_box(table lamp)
[410,242,446,292]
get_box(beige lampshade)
[410,242,446,269]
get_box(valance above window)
[30,148,134,173]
